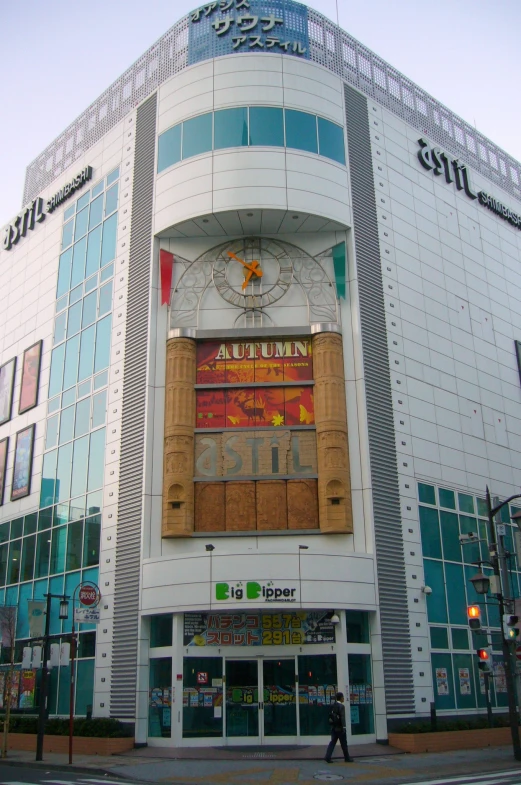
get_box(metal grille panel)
[110,93,157,719]
[344,83,415,716]
[23,5,520,206]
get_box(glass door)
[262,658,297,737]
[225,659,260,739]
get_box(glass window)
[94,316,112,373]
[92,180,104,198]
[56,295,68,313]
[40,451,57,508]
[21,535,36,582]
[107,167,120,186]
[82,292,97,329]
[100,214,117,267]
[431,653,455,710]
[63,335,80,391]
[70,436,89,498]
[75,659,95,716]
[298,654,337,735]
[62,219,74,250]
[78,325,96,382]
[92,391,107,428]
[67,301,82,338]
[70,236,87,289]
[89,195,103,229]
[59,406,75,444]
[423,559,447,623]
[98,282,113,317]
[62,387,76,407]
[419,506,442,559]
[317,117,346,164]
[105,184,118,216]
[94,371,108,390]
[348,653,374,735]
[183,656,221,739]
[249,107,284,147]
[87,428,105,491]
[158,125,182,173]
[477,498,488,517]
[439,488,456,509]
[48,396,60,414]
[285,109,318,154]
[182,113,213,159]
[50,526,67,574]
[150,658,173,738]
[75,398,91,437]
[54,311,67,345]
[7,540,21,584]
[214,107,248,150]
[54,503,68,527]
[0,544,7,586]
[74,207,89,241]
[77,192,90,211]
[458,493,474,514]
[445,563,467,625]
[38,507,53,531]
[56,442,73,502]
[70,284,82,305]
[11,518,23,539]
[85,225,102,278]
[452,628,469,649]
[459,516,480,563]
[83,515,101,567]
[64,205,75,221]
[345,611,370,643]
[46,414,59,450]
[418,483,436,505]
[70,496,86,522]
[150,615,173,647]
[49,345,65,398]
[430,626,449,649]
[440,510,461,562]
[66,520,83,571]
[78,380,91,398]
[0,523,8,543]
[57,248,73,297]
[85,273,98,293]
[24,514,38,536]
[100,263,114,282]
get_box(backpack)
[328,703,340,727]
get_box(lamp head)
[59,598,69,620]
[205,544,215,552]
[470,570,490,596]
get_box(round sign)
[79,582,100,607]
[516,646,521,661]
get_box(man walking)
[324,692,354,763]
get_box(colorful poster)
[195,339,312,384]
[0,358,16,425]
[19,670,36,709]
[0,438,8,507]
[11,424,35,501]
[436,667,449,696]
[0,671,20,710]
[458,668,471,695]
[195,388,315,429]
[196,389,226,428]
[494,662,507,693]
[196,341,226,384]
[350,705,360,724]
[18,341,42,414]
[183,611,336,646]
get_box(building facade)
[1,0,521,745]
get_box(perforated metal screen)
[22,3,521,209]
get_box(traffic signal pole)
[487,488,521,761]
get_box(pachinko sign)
[183,611,336,646]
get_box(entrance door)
[225,657,297,742]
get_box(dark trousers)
[325,728,350,761]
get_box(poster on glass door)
[184,611,336,646]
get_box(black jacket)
[331,700,346,731]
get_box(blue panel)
[182,113,213,159]
[17,582,33,639]
[188,0,309,66]
[285,109,317,153]
[157,124,182,173]
[317,117,346,165]
[214,107,248,149]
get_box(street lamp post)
[36,593,69,762]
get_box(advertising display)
[0,437,8,506]
[11,424,35,501]
[184,611,336,646]
[0,358,16,425]
[196,339,312,384]
[18,340,42,414]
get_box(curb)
[0,758,140,780]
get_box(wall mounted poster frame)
[11,425,35,501]
[0,358,16,425]
[19,341,42,415]
[0,437,8,506]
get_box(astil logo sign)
[216,580,297,603]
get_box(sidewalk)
[2,743,521,784]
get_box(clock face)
[212,238,293,309]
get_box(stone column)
[312,332,353,534]
[162,337,196,537]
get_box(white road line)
[396,771,521,785]
[80,780,130,784]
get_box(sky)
[1,0,520,225]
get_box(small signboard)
[74,607,100,624]
[197,672,208,685]
[79,584,100,607]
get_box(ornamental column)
[312,331,353,534]
[162,337,196,537]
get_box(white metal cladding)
[344,84,415,715]
[111,93,157,718]
[23,6,521,207]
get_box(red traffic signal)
[477,646,493,672]
[467,605,482,630]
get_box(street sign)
[79,583,100,607]
[74,607,100,624]
[515,645,521,661]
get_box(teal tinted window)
[182,113,213,159]
[459,516,480,563]
[453,653,476,709]
[66,520,83,571]
[74,207,89,241]
[57,248,73,297]
[458,493,474,514]
[83,514,101,567]
[444,562,467,624]
[431,653,455,710]
[62,220,74,250]
[50,526,66,574]
[158,124,182,172]
[285,109,317,154]
[423,559,447,623]
[75,660,95,715]
[317,117,346,164]
[82,291,97,328]
[249,107,284,146]
[78,325,96,382]
[11,518,23,539]
[98,282,113,317]
[345,610,369,643]
[67,302,82,338]
[451,628,469,649]
[8,540,21,584]
[477,498,488,517]
[85,225,102,278]
[107,167,120,186]
[105,184,118,216]
[100,214,117,267]
[94,316,112,373]
[64,205,75,221]
[24,513,38,536]
[92,181,103,198]
[419,506,441,559]
[35,532,51,579]
[70,285,82,305]
[70,236,87,288]
[440,511,461,562]
[77,192,90,211]
[100,263,113,282]
[70,436,89,499]
[89,195,103,229]
[59,406,75,444]
[56,443,73,502]
[429,626,448,649]
[75,398,91,437]
[439,488,456,509]
[92,391,107,428]
[40,452,57,508]
[87,428,105,491]
[418,483,436,505]
[21,535,36,582]
[63,335,80,390]
[214,107,248,149]
[48,344,65,398]
[150,614,173,647]
[62,388,76,408]
[54,312,66,345]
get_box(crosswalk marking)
[397,770,521,785]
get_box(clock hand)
[227,251,263,277]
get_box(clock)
[212,238,293,309]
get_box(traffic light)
[477,646,493,673]
[502,614,520,641]
[467,605,482,631]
